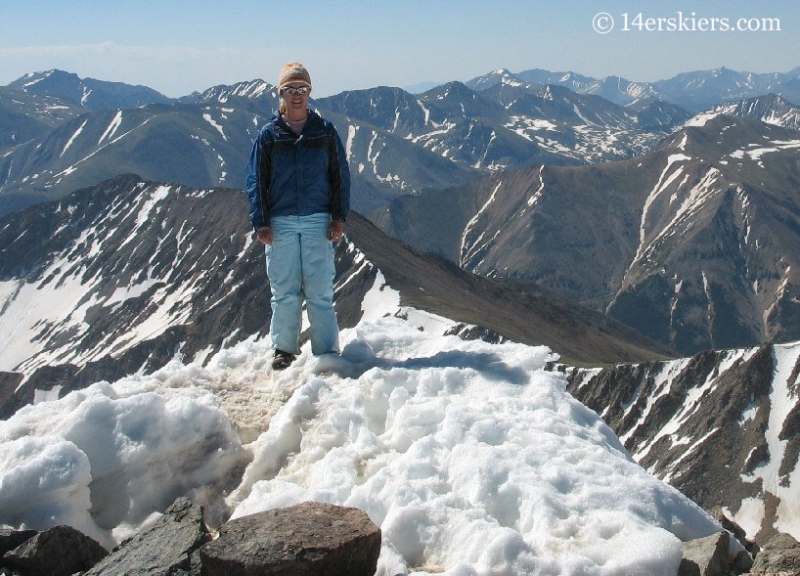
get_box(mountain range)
[4,65,800,551]
[0,174,671,419]
[6,65,782,221]
[379,113,800,356]
[7,70,174,111]
[4,65,800,362]
[469,66,800,111]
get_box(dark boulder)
[85,497,210,575]
[2,525,107,576]
[200,501,381,576]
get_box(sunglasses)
[280,86,311,95]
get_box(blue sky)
[1,0,798,97]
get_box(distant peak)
[45,69,76,78]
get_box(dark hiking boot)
[272,349,296,370]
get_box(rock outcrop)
[2,525,107,576]
[200,502,382,576]
[1,499,381,576]
[750,532,800,575]
[679,530,753,576]
[7,498,800,576]
[84,497,211,575]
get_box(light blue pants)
[265,213,340,356]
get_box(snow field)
[0,316,724,575]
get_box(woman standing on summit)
[246,63,350,370]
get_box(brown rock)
[751,532,800,576]
[200,501,381,576]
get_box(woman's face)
[281,82,311,119]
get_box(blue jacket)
[245,109,350,230]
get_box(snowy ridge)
[1,183,194,372]
[468,66,800,112]
[686,94,800,132]
[5,69,173,113]
[568,341,800,543]
[196,79,277,104]
[0,179,266,377]
[746,342,800,537]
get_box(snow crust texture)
[0,316,722,575]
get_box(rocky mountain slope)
[7,69,173,111]
[0,84,274,218]
[566,340,800,546]
[0,175,670,419]
[378,115,800,356]
[0,86,83,148]
[693,93,800,131]
[0,70,691,220]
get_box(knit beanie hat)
[278,63,311,88]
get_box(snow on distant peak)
[235,80,273,99]
[729,138,800,167]
[501,75,525,88]
[18,70,56,89]
[684,111,722,127]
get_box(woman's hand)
[256,226,273,245]
[328,220,344,242]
